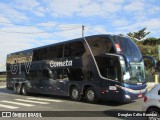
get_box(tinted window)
[113,36,142,61]
[87,37,115,56]
[52,68,93,81]
[26,70,42,80]
[33,44,63,61]
[95,55,122,81]
[64,41,85,57]
[52,69,69,80]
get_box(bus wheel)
[21,84,28,95]
[85,87,98,103]
[70,86,81,101]
[14,84,22,95]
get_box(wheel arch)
[146,106,160,113]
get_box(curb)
[147,82,158,91]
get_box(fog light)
[125,95,131,99]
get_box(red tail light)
[144,96,147,102]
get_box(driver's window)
[95,55,122,81]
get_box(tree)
[127,28,150,41]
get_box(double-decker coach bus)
[6,35,150,103]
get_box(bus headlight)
[125,95,131,99]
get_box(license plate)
[138,94,142,98]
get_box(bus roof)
[8,34,114,55]
[8,34,136,56]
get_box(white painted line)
[0,104,18,109]
[1,100,35,107]
[0,86,6,88]
[14,99,49,104]
[27,98,62,102]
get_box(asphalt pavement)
[0,82,149,120]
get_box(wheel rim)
[87,90,95,101]
[148,111,160,120]
[17,86,21,93]
[22,86,26,95]
[72,89,79,99]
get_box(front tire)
[147,107,160,120]
[85,87,98,103]
[70,86,81,101]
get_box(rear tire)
[70,86,81,101]
[14,84,22,95]
[85,87,98,103]
[21,84,28,96]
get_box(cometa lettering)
[50,60,72,67]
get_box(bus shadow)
[28,93,71,101]
[0,87,16,94]
[29,93,136,106]
[96,100,136,106]
[0,88,137,107]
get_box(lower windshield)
[123,62,145,84]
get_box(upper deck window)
[87,37,115,56]
[33,45,63,61]
[64,41,85,57]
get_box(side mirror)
[143,56,157,68]
[158,90,160,95]
[143,56,157,75]
[156,61,160,72]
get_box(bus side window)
[26,70,42,80]
[33,44,63,61]
[52,69,69,80]
[64,41,85,57]
[69,68,83,81]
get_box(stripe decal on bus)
[116,85,147,94]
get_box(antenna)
[82,25,85,37]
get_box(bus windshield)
[87,36,145,84]
[112,36,145,84]
[112,36,142,61]
[122,61,145,84]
